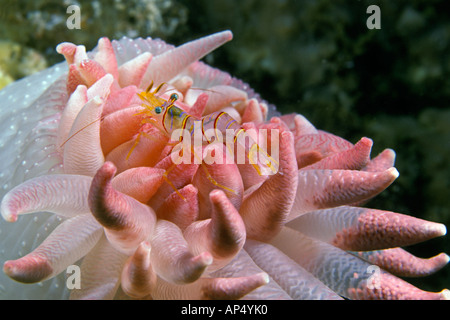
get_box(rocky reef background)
[0,0,448,292]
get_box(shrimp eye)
[169,93,179,102]
[154,106,162,114]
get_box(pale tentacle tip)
[257,272,270,285]
[3,258,52,284]
[139,240,152,251]
[424,222,447,238]
[1,211,17,223]
[1,202,17,222]
[220,30,233,41]
[385,148,396,157]
[91,95,104,105]
[387,167,400,179]
[102,160,117,175]
[181,251,213,284]
[3,260,24,280]
[440,289,450,300]
[194,251,214,267]
[435,223,447,237]
[3,260,14,277]
[443,253,450,264]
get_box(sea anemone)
[0,31,448,300]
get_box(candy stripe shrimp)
[134,81,279,197]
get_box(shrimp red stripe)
[201,116,211,143]
[213,112,227,142]
[161,105,170,133]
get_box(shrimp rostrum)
[133,81,279,197]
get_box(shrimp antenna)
[59,116,103,149]
[146,80,166,94]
